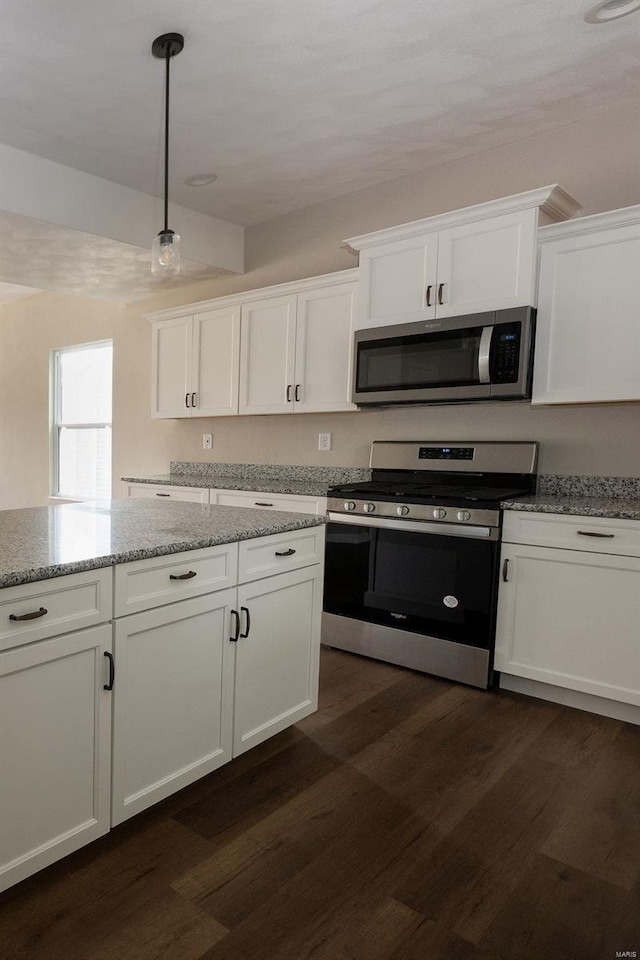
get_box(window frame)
[50,339,113,501]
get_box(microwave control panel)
[492,323,521,383]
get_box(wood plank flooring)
[1,647,639,960]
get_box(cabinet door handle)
[191,392,197,408]
[169,570,197,580]
[438,282,446,305]
[155,492,171,497]
[254,501,274,507]
[286,384,292,402]
[425,284,433,307]
[9,606,48,622]
[185,392,190,408]
[240,606,251,638]
[103,651,115,691]
[275,548,296,557]
[577,530,615,538]
[295,384,301,402]
[230,609,240,642]
[502,558,509,582]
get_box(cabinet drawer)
[126,483,209,504]
[114,544,238,617]
[215,489,326,515]
[0,568,113,652]
[502,511,640,557]
[238,526,325,583]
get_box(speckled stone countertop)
[0,499,325,589]
[501,495,640,521]
[122,473,337,497]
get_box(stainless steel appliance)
[322,441,537,688]
[352,306,535,405]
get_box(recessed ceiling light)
[185,173,218,186]
[584,0,640,22]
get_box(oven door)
[323,515,500,649]
[353,314,494,404]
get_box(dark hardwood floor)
[1,647,639,960]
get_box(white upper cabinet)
[346,185,580,330]
[532,206,640,405]
[151,315,192,418]
[294,281,357,413]
[147,270,358,419]
[150,306,241,418]
[239,294,297,415]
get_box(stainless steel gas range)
[322,440,538,689]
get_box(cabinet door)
[495,544,640,706]
[111,590,235,824]
[239,295,297,415]
[294,282,358,412]
[151,315,193,419]
[192,305,241,417]
[0,624,112,892]
[532,222,640,404]
[234,565,322,756]
[356,234,438,329]
[435,209,537,318]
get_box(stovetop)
[328,479,530,506]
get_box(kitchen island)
[0,499,326,892]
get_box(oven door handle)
[327,512,497,540]
[478,326,493,384]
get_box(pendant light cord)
[164,49,170,234]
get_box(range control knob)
[343,501,356,512]
[432,508,447,520]
[457,510,471,522]
[396,505,410,517]
[363,502,376,514]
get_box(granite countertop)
[122,473,335,498]
[501,495,640,521]
[0,499,325,589]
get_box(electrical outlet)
[318,432,332,451]
[202,434,213,450]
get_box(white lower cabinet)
[234,566,322,756]
[213,488,326,515]
[125,483,209,503]
[111,590,236,825]
[495,513,640,707]
[0,623,112,892]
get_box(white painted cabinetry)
[148,270,358,419]
[0,569,113,893]
[346,185,579,330]
[532,206,640,405]
[214,489,327,515]
[495,512,640,712]
[125,482,209,503]
[151,305,241,418]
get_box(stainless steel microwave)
[352,307,535,406]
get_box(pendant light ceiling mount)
[151,31,185,278]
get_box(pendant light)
[151,32,184,278]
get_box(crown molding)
[144,268,359,321]
[344,185,581,252]
[538,204,640,242]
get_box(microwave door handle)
[478,326,494,384]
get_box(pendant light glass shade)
[151,229,180,278]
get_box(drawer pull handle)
[577,531,615,539]
[438,282,445,305]
[255,501,274,507]
[230,609,240,642]
[240,606,251,638]
[502,558,509,582]
[185,392,190,408]
[156,492,171,497]
[191,392,197,408]
[275,548,296,557]
[426,284,433,307]
[169,570,197,580]
[10,606,48,622]
[103,651,115,691]
[295,384,301,402]
[286,384,292,403]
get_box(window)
[52,341,113,500]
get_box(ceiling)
[1,0,639,228]
[0,280,41,304]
